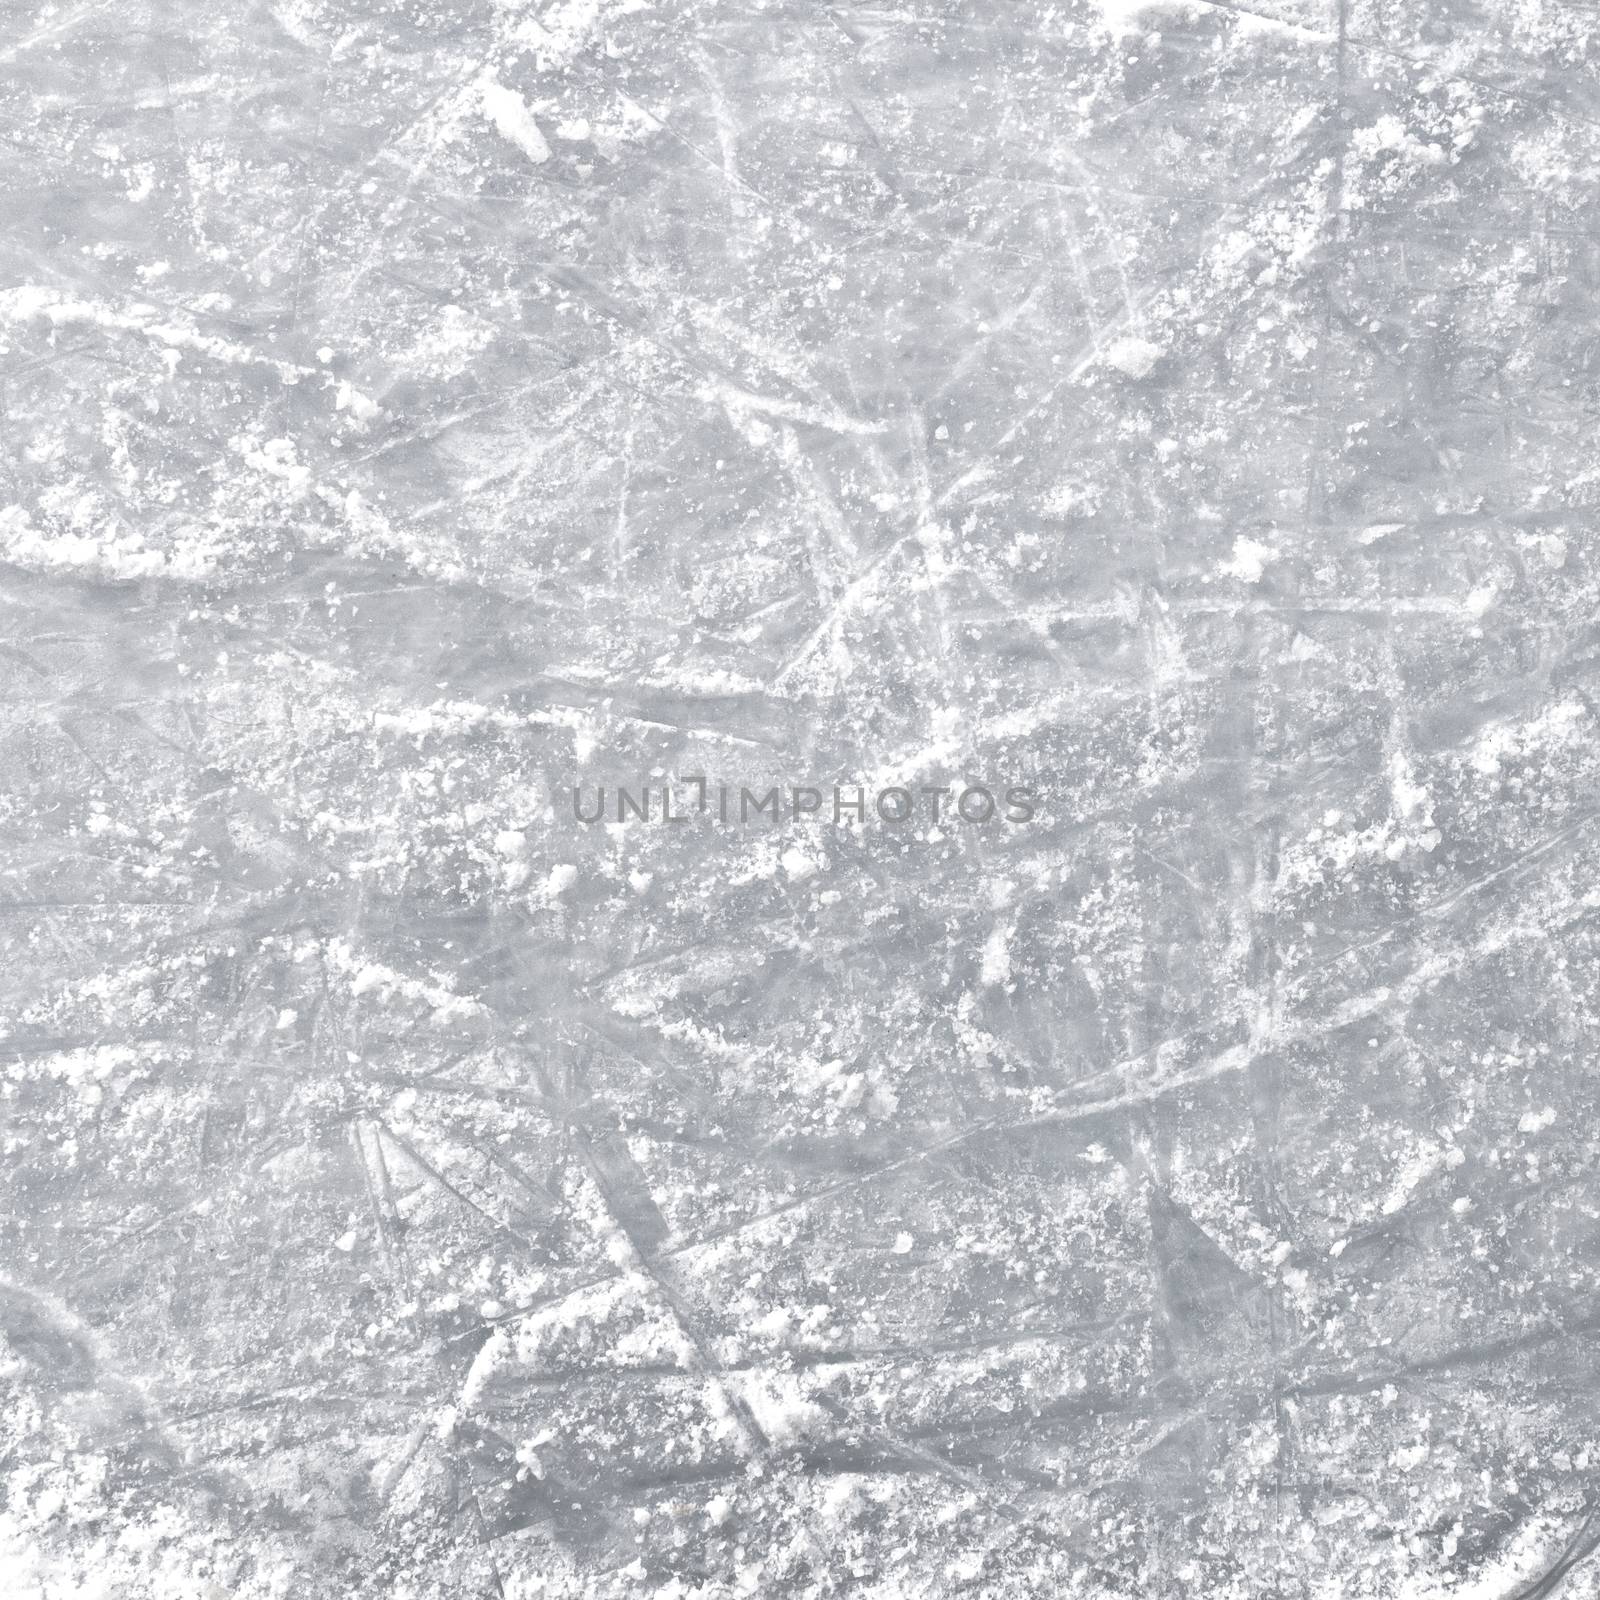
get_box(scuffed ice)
[3,0,1600,1595]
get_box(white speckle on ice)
[780,845,819,881]
[1221,535,1280,583]
[1040,479,1103,519]
[541,863,578,900]
[407,304,496,378]
[1380,1141,1462,1216]
[479,74,552,164]
[514,0,623,70]
[334,380,381,423]
[979,922,1011,987]
[1093,0,1166,35]
[1388,752,1439,850]
[947,1553,985,1583]
[1472,699,1588,774]
[1232,8,1335,41]
[1102,334,1164,378]
[323,937,485,1024]
[1353,114,1449,169]
[0,502,220,582]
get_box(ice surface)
[4,0,1600,1596]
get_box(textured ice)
[4,0,1600,1596]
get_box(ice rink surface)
[4,0,1600,1594]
